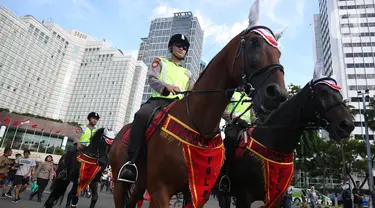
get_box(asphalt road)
[0,183,299,207]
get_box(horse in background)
[215,62,355,207]
[44,128,115,208]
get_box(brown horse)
[214,63,355,207]
[109,0,288,207]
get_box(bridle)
[252,77,347,130]
[179,25,285,137]
[309,77,347,130]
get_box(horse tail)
[44,178,70,208]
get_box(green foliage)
[12,111,63,123]
[0,108,10,113]
[367,96,375,131]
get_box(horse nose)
[339,119,355,133]
[265,84,281,100]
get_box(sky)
[2,0,319,86]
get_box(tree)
[366,96,375,131]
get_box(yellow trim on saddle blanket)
[246,137,293,165]
[245,137,294,208]
[160,113,225,208]
[161,114,224,149]
[77,153,98,165]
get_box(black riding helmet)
[168,34,190,50]
[87,112,100,120]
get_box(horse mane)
[90,128,105,142]
[194,32,242,85]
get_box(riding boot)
[219,124,239,192]
[118,116,146,183]
[118,151,137,183]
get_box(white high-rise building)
[313,0,375,139]
[0,6,147,132]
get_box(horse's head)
[90,128,116,152]
[230,0,288,113]
[309,62,354,140]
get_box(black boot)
[118,153,138,183]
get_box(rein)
[175,25,284,138]
[248,77,346,131]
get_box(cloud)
[71,0,95,13]
[150,4,182,19]
[261,0,306,38]
[64,0,95,21]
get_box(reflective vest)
[226,92,252,123]
[79,125,97,146]
[151,57,191,100]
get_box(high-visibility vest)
[151,57,191,100]
[226,92,252,122]
[79,125,97,146]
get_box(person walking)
[29,155,54,202]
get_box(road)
[0,183,299,207]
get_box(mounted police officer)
[118,34,195,183]
[220,88,252,192]
[57,112,100,179]
[76,112,100,150]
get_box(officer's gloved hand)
[236,118,249,128]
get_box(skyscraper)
[0,6,147,132]
[313,0,375,139]
[138,11,204,103]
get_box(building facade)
[0,6,147,133]
[138,11,204,103]
[313,0,375,139]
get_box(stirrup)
[218,175,231,192]
[57,170,68,180]
[117,161,138,183]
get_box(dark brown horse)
[44,128,115,208]
[215,63,355,207]
[109,1,289,207]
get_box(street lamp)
[358,89,373,191]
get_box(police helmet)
[168,34,190,49]
[87,112,100,120]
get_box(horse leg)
[66,182,79,208]
[235,192,253,208]
[89,182,99,208]
[127,184,146,208]
[149,186,172,208]
[113,181,130,208]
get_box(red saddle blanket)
[235,128,294,208]
[122,103,224,208]
[76,153,101,196]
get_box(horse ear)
[313,61,324,81]
[274,26,288,41]
[247,0,260,29]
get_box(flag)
[32,124,37,128]
[56,130,61,134]
[4,119,10,124]
[22,119,30,124]
[13,121,21,126]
